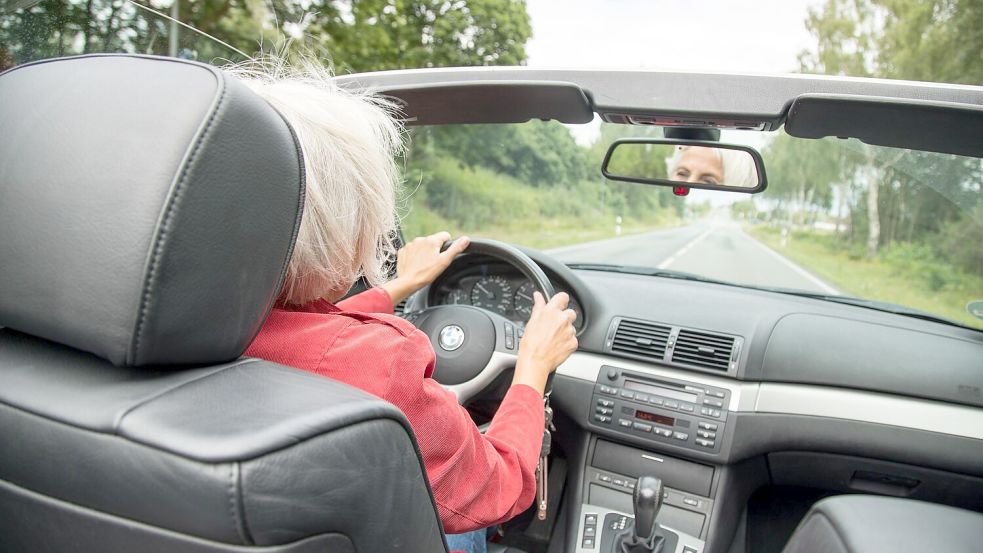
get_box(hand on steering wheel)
[404,238,575,404]
[513,291,579,394]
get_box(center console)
[568,365,733,553]
[591,365,729,453]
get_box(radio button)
[673,432,689,441]
[599,386,617,396]
[654,428,673,438]
[632,422,653,433]
[613,479,625,487]
[634,392,650,403]
[697,430,716,439]
[695,438,715,448]
[703,399,724,408]
[595,407,613,416]
[598,475,612,483]
[596,398,614,408]
[649,397,664,406]
[698,422,718,431]
[618,418,632,428]
[593,415,612,424]
[679,403,695,412]
[664,400,679,409]
[683,497,700,507]
[620,390,635,399]
[710,390,726,398]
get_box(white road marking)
[738,229,841,295]
[657,227,714,269]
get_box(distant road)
[547,217,838,294]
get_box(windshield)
[402,123,983,329]
[3,0,981,330]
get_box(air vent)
[611,319,671,362]
[670,329,736,371]
[394,299,408,317]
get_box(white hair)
[224,58,404,305]
[667,145,758,188]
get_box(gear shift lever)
[608,476,668,553]
[633,476,664,541]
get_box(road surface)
[547,217,838,294]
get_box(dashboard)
[406,245,983,553]
[428,259,586,332]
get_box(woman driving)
[232,62,578,552]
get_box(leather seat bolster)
[0,330,447,551]
[782,495,983,553]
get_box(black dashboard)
[408,245,983,553]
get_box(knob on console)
[606,368,618,381]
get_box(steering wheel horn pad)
[413,305,496,385]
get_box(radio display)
[625,380,698,403]
[635,410,674,426]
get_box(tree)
[798,0,983,260]
[1,0,532,73]
[301,0,531,73]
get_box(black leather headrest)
[0,54,305,366]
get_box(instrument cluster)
[430,264,585,332]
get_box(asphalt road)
[547,215,839,294]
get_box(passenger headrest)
[0,55,305,366]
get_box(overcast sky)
[524,0,821,74]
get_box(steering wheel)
[404,238,555,404]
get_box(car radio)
[589,365,728,453]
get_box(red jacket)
[245,287,544,534]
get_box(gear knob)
[633,476,664,540]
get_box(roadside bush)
[881,242,953,292]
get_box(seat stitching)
[128,68,228,364]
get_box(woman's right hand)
[512,292,578,395]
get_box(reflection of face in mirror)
[667,146,758,188]
[669,146,724,185]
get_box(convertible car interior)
[1,53,982,553]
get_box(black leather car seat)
[0,54,448,553]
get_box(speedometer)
[514,281,535,318]
[470,276,513,315]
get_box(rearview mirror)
[602,139,767,193]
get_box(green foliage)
[799,0,983,85]
[421,121,589,186]
[400,152,678,249]
[938,203,983,275]
[796,0,982,273]
[0,0,531,72]
[306,0,531,72]
[751,226,983,329]
[763,134,841,216]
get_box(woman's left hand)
[382,232,470,306]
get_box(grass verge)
[749,226,983,330]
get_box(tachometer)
[470,276,513,315]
